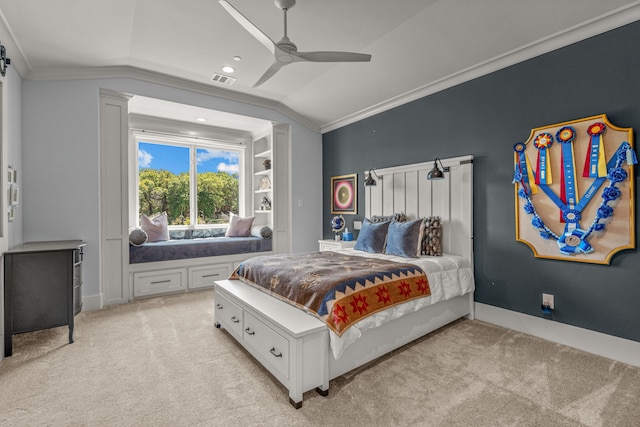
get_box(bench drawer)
[134,269,186,297]
[189,265,229,290]
[214,292,243,338]
[243,311,289,380]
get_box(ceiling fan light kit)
[219,0,372,87]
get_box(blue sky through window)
[138,142,239,175]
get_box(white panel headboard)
[364,155,474,264]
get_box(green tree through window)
[138,141,240,226]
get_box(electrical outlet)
[353,221,362,230]
[542,293,554,310]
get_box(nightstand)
[318,239,356,251]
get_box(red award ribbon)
[583,122,607,178]
[533,133,553,185]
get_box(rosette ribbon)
[513,142,537,195]
[557,228,593,255]
[583,123,607,178]
[533,133,553,185]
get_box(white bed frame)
[214,155,474,407]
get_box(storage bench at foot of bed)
[214,279,329,408]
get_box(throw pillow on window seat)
[225,213,255,237]
[140,212,170,242]
[129,227,148,246]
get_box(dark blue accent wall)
[322,22,640,342]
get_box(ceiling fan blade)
[219,0,275,55]
[253,61,285,87]
[294,51,372,62]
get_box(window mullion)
[190,147,197,226]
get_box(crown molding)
[321,2,640,134]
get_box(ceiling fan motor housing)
[275,0,296,10]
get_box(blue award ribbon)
[557,228,594,255]
[561,141,578,231]
[514,142,537,195]
[540,142,624,220]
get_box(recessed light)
[222,66,235,73]
[196,117,207,122]
[233,56,242,62]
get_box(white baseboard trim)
[474,302,640,368]
[82,293,103,312]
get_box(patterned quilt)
[229,251,431,336]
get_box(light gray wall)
[22,78,322,303]
[6,65,22,247]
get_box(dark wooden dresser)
[3,240,85,356]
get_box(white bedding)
[328,249,475,359]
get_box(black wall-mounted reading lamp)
[363,169,381,186]
[0,43,11,77]
[426,158,449,180]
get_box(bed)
[214,155,474,408]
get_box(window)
[136,137,243,227]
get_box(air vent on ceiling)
[211,73,237,86]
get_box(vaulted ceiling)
[1,0,639,132]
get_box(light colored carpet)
[1,290,639,426]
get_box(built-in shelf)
[254,189,271,194]
[255,149,272,158]
[255,169,271,176]
[255,210,272,214]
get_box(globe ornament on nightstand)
[331,215,345,240]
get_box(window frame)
[133,132,246,230]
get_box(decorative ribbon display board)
[513,114,636,264]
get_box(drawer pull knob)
[270,347,282,358]
[231,316,240,323]
[150,280,171,285]
[216,304,223,309]
[203,273,220,278]
[245,327,255,335]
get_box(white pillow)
[225,213,255,237]
[140,212,169,242]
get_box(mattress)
[328,249,475,358]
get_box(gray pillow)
[129,227,148,246]
[251,225,272,239]
[354,218,390,253]
[384,219,424,258]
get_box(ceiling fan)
[219,0,372,87]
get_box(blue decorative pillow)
[384,219,424,258]
[354,218,390,253]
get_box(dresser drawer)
[214,291,243,338]
[133,269,186,297]
[189,265,229,290]
[243,311,289,380]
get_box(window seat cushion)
[129,236,272,264]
